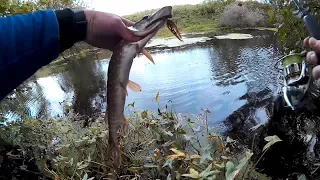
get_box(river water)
[1,30,282,126]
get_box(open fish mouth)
[145,14,183,42]
[133,8,183,63]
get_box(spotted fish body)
[105,6,176,168]
[107,41,137,152]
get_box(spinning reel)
[273,0,320,112]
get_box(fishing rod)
[292,0,320,43]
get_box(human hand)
[304,37,320,80]
[84,10,142,51]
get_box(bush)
[218,3,267,28]
[0,98,277,179]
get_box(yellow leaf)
[153,92,160,102]
[167,148,186,160]
[190,154,201,159]
[182,168,200,179]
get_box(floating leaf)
[263,135,282,152]
[182,168,200,179]
[153,92,160,102]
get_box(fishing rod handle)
[304,15,320,64]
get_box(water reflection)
[1,30,281,127]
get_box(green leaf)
[200,164,221,178]
[221,156,232,160]
[298,174,307,180]
[167,173,171,180]
[182,168,200,179]
[225,151,253,180]
[200,145,213,164]
[263,135,282,152]
[162,159,173,169]
[225,161,235,180]
[215,162,225,168]
[141,111,148,119]
[162,129,173,136]
[82,173,88,180]
[226,137,235,143]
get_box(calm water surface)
[2,30,281,126]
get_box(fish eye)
[143,15,149,20]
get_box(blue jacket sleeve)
[0,10,60,100]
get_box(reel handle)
[304,15,320,64]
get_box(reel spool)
[279,53,312,110]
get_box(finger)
[313,65,320,80]
[306,51,318,65]
[303,36,310,47]
[121,18,135,27]
[309,37,320,53]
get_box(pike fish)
[106,6,182,167]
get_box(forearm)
[0,10,60,100]
[0,9,87,100]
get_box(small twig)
[20,168,43,175]
[312,166,320,175]
[87,160,111,169]
[71,166,77,179]
[189,142,201,155]
[250,147,269,173]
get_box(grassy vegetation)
[0,94,282,179]
[123,1,275,39]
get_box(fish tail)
[108,130,122,168]
[121,114,129,136]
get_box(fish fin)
[127,80,142,92]
[141,48,154,64]
[120,82,128,96]
[121,114,129,136]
